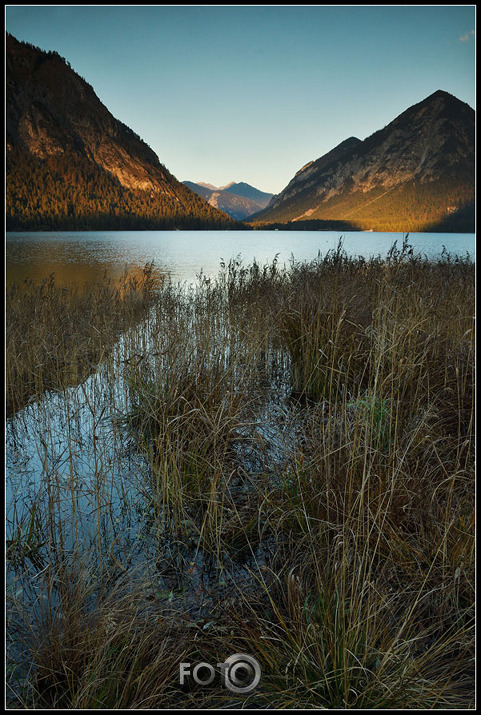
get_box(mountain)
[250,90,474,232]
[183,181,274,220]
[183,182,214,201]
[197,182,219,191]
[222,182,273,208]
[6,34,238,231]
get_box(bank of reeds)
[6,262,159,417]
[6,240,475,708]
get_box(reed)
[6,242,475,708]
[6,262,159,417]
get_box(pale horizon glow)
[5,5,476,194]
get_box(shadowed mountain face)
[183,181,273,221]
[250,91,474,232]
[6,34,237,230]
[222,182,273,207]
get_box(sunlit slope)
[6,34,238,230]
[251,91,474,232]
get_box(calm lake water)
[6,230,475,286]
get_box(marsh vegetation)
[6,239,475,708]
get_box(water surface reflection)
[6,229,475,286]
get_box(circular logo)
[221,653,261,694]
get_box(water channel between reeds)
[6,234,475,708]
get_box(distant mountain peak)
[222,181,274,204]
[424,88,468,103]
[197,182,219,191]
[183,180,274,220]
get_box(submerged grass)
[6,239,475,708]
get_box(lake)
[6,230,475,286]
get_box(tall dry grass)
[6,262,159,417]
[6,241,475,708]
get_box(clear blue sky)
[5,5,476,194]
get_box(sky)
[5,5,476,194]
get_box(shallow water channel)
[5,302,303,697]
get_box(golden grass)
[6,241,475,708]
[6,262,159,417]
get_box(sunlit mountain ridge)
[249,90,474,232]
[6,34,239,231]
